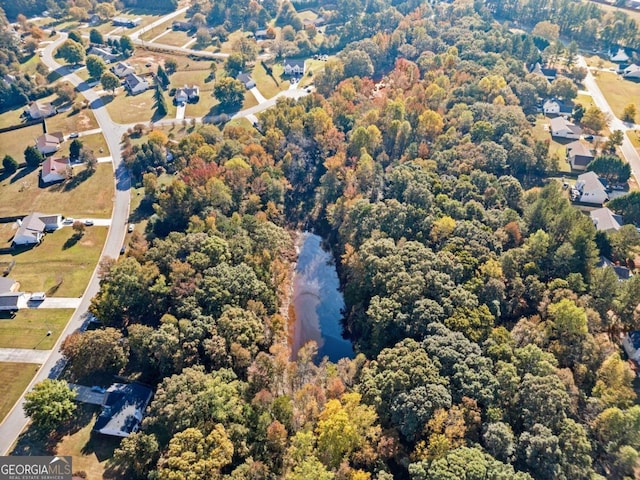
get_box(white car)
[63,217,74,225]
[84,219,94,226]
[69,132,79,138]
[128,223,134,233]
[31,292,46,301]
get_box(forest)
[9,0,640,479]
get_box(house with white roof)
[12,213,62,246]
[610,47,630,63]
[574,171,609,205]
[590,207,623,232]
[28,102,56,119]
[111,62,135,78]
[550,117,582,139]
[35,132,64,155]
[543,98,574,116]
[622,64,640,79]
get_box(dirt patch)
[75,112,93,130]
[79,238,95,247]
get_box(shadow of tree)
[9,166,37,184]
[62,232,83,250]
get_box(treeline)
[56,2,640,480]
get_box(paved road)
[0,349,50,364]
[0,32,131,455]
[578,55,640,180]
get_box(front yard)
[0,309,75,349]
[0,162,114,218]
[0,227,107,297]
[594,71,640,120]
[0,362,40,423]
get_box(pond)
[290,232,354,363]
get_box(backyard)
[0,123,45,161]
[0,162,114,218]
[0,309,75,349]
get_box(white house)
[28,102,56,119]
[543,98,574,116]
[590,207,622,232]
[124,74,149,95]
[35,132,64,155]
[174,85,200,103]
[111,61,135,78]
[566,140,594,170]
[623,64,640,79]
[237,73,256,89]
[112,17,141,28]
[550,116,582,139]
[41,157,69,184]
[574,171,609,205]
[87,46,118,64]
[283,59,306,76]
[610,47,630,63]
[623,331,640,363]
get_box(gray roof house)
[624,331,640,363]
[0,277,18,294]
[283,59,306,76]
[237,72,256,89]
[124,73,149,95]
[174,85,200,103]
[13,213,62,246]
[111,61,135,78]
[87,46,118,64]
[590,207,623,232]
[550,116,582,139]
[566,140,594,170]
[0,292,26,311]
[93,383,153,437]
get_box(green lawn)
[0,227,107,297]
[57,133,109,157]
[0,106,30,130]
[594,71,640,120]
[105,89,171,123]
[0,124,45,161]
[0,309,74,349]
[153,29,193,47]
[252,61,288,99]
[0,162,114,218]
[0,363,40,423]
[139,12,188,41]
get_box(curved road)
[0,32,130,455]
[0,12,313,453]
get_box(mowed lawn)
[0,227,107,297]
[0,309,74,349]
[105,89,176,123]
[0,163,114,218]
[45,108,99,135]
[0,124,45,162]
[532,117,571,172]
[0,362,40,423]
[594,71,640,120]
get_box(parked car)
[31,292,46,301]
[69,132,79,138]
[128,223,134,233]
[63,217,74,225]
[84,219,94,226]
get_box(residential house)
[574,171,609,205]
[88,14,101,25]
[237,73,256,89]
[87,46,118,64]
[13,213,61,246]
[543,98,574,116]
[598,256,632,280]
[283,59,306,76]
[0,277,19,294]
[28,102,56,120]
[550,116,582,139]
[624,331,640,363]
[255,29,268,40]
[610,47,630,63]
[35,132,64,155]
[172,21,194,31]
[566,140,594,170]
[0,292,26,311]
[112,17,141,28]
[623,64,640,79]
[590,207,623,232]
[174,85,200,104]
[529,62,557,82]
[41,157,69,184]
[93,383,153,437]
[124,73,149,95]
[111,62,135,78]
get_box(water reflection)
[291,232,354,362]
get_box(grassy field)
[105,89,174,123]
[299,59,325,87]
[628,130,640,148]
[139,12,188,41]
[0,227,107,297]
[45,108,99,135]
[0,123,45,161]
[594,71,640,120]
[584,54,616,69]
[0,106,31,130]
[252,61,288,99]
[154,29,193,47]
[0,162,114,218]
[0,309,74,349]
[0,363,40,423]
[57,133,109,158]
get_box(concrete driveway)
[0,349,50,363]
[27,297,82,309]
[176,102,186,120]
